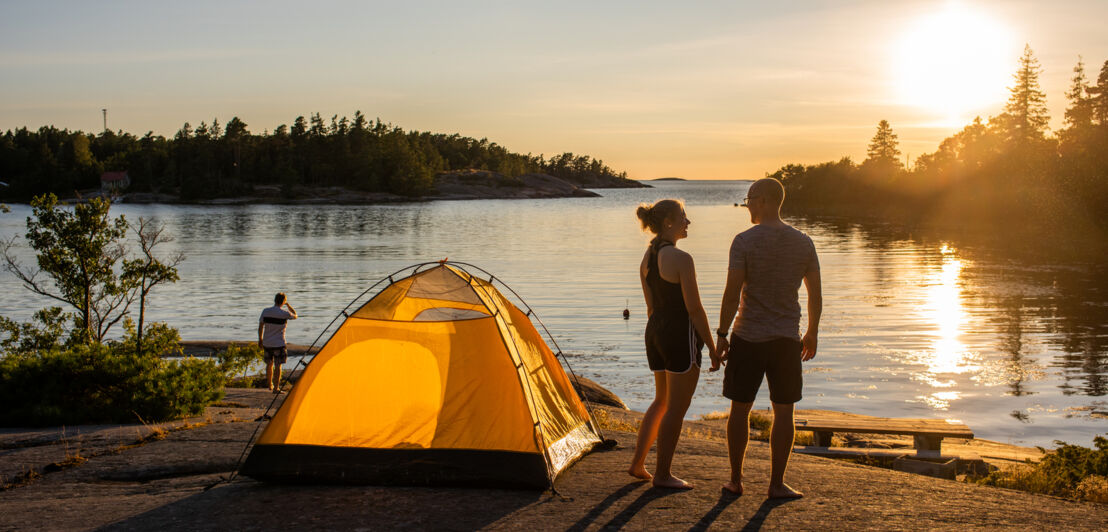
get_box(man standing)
[259,292,298,393]
[716,177,822,499]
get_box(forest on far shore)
[0,112,636,200]
[771,47,1108,238]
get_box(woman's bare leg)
[653,367,700,489]
[629,371,667,479]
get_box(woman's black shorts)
[722,336,803,404]
[645,316,703,373]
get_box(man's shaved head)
[750,177,785,210]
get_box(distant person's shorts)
[263,346,288,364]
[723,336,803,404]
[645,316,703,373]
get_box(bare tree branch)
[2,236,81,310]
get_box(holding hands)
[716,334,729,363]
[707,342,722,372]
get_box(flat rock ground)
[1,389,1105,531]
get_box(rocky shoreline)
[85,170,648,206]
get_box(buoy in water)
[622,308,630,319]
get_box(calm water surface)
[2,180,1105,447]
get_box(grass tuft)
[0,468,41,492]
[592,409,640,433]
[1076,475,1108,504]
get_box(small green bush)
[217,342,264,382]
[0,320,225,426]
[0,307,72,353]
[976,435,1108,501]
[219,343,269,388]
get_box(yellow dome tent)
[239,262,603,488]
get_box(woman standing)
[628,199,719,489]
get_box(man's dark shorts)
[723,336,803,404]
[263,346,288,365]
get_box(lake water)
[2,180,1105,447]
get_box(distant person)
[628,199,720,490]
[258,292,298,393]
[716,177,822,499]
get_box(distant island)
[650,177,686,181]
[0,112,647,204]
[118,169,642,205]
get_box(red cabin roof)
[100,171,128,182]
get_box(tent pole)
[464,266,559,489]
[453,261,607,442]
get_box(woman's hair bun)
[635,199,683,234]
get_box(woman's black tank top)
[646,238,688,323]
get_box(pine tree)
[865,119,903,168]
[1063,57,1092,130]
[1087,60,1108,126]
[290,116,307,139]
[999,44,1050,145]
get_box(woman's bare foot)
[652,475,693,490]
[722,479,743,495]
[628,465,652,480]
[767,483,803,499]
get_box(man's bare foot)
[722,480,743,495]
[628,465,652,480]
[652,475,693,490]
[767,483,803,499]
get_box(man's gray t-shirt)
[729,224,819,342]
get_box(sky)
[1,0,1105,180]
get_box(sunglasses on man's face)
[741,195,762,207]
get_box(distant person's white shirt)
[259,306,296,348]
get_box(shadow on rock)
[689,489,741,531]
[101,479,543,531]
[566,480,646,531]
[741,497,796,531]
[599,486,683,530]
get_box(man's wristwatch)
[716,328,729,338]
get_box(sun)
[894,2,1016,125]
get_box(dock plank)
[795,417,973,439]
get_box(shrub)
[0,307,73,353]
[0,320,225,426]
[976,435,1108,501]
[218,343,266,388]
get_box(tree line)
[770,46,1108,237]
[0,112,633,200]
